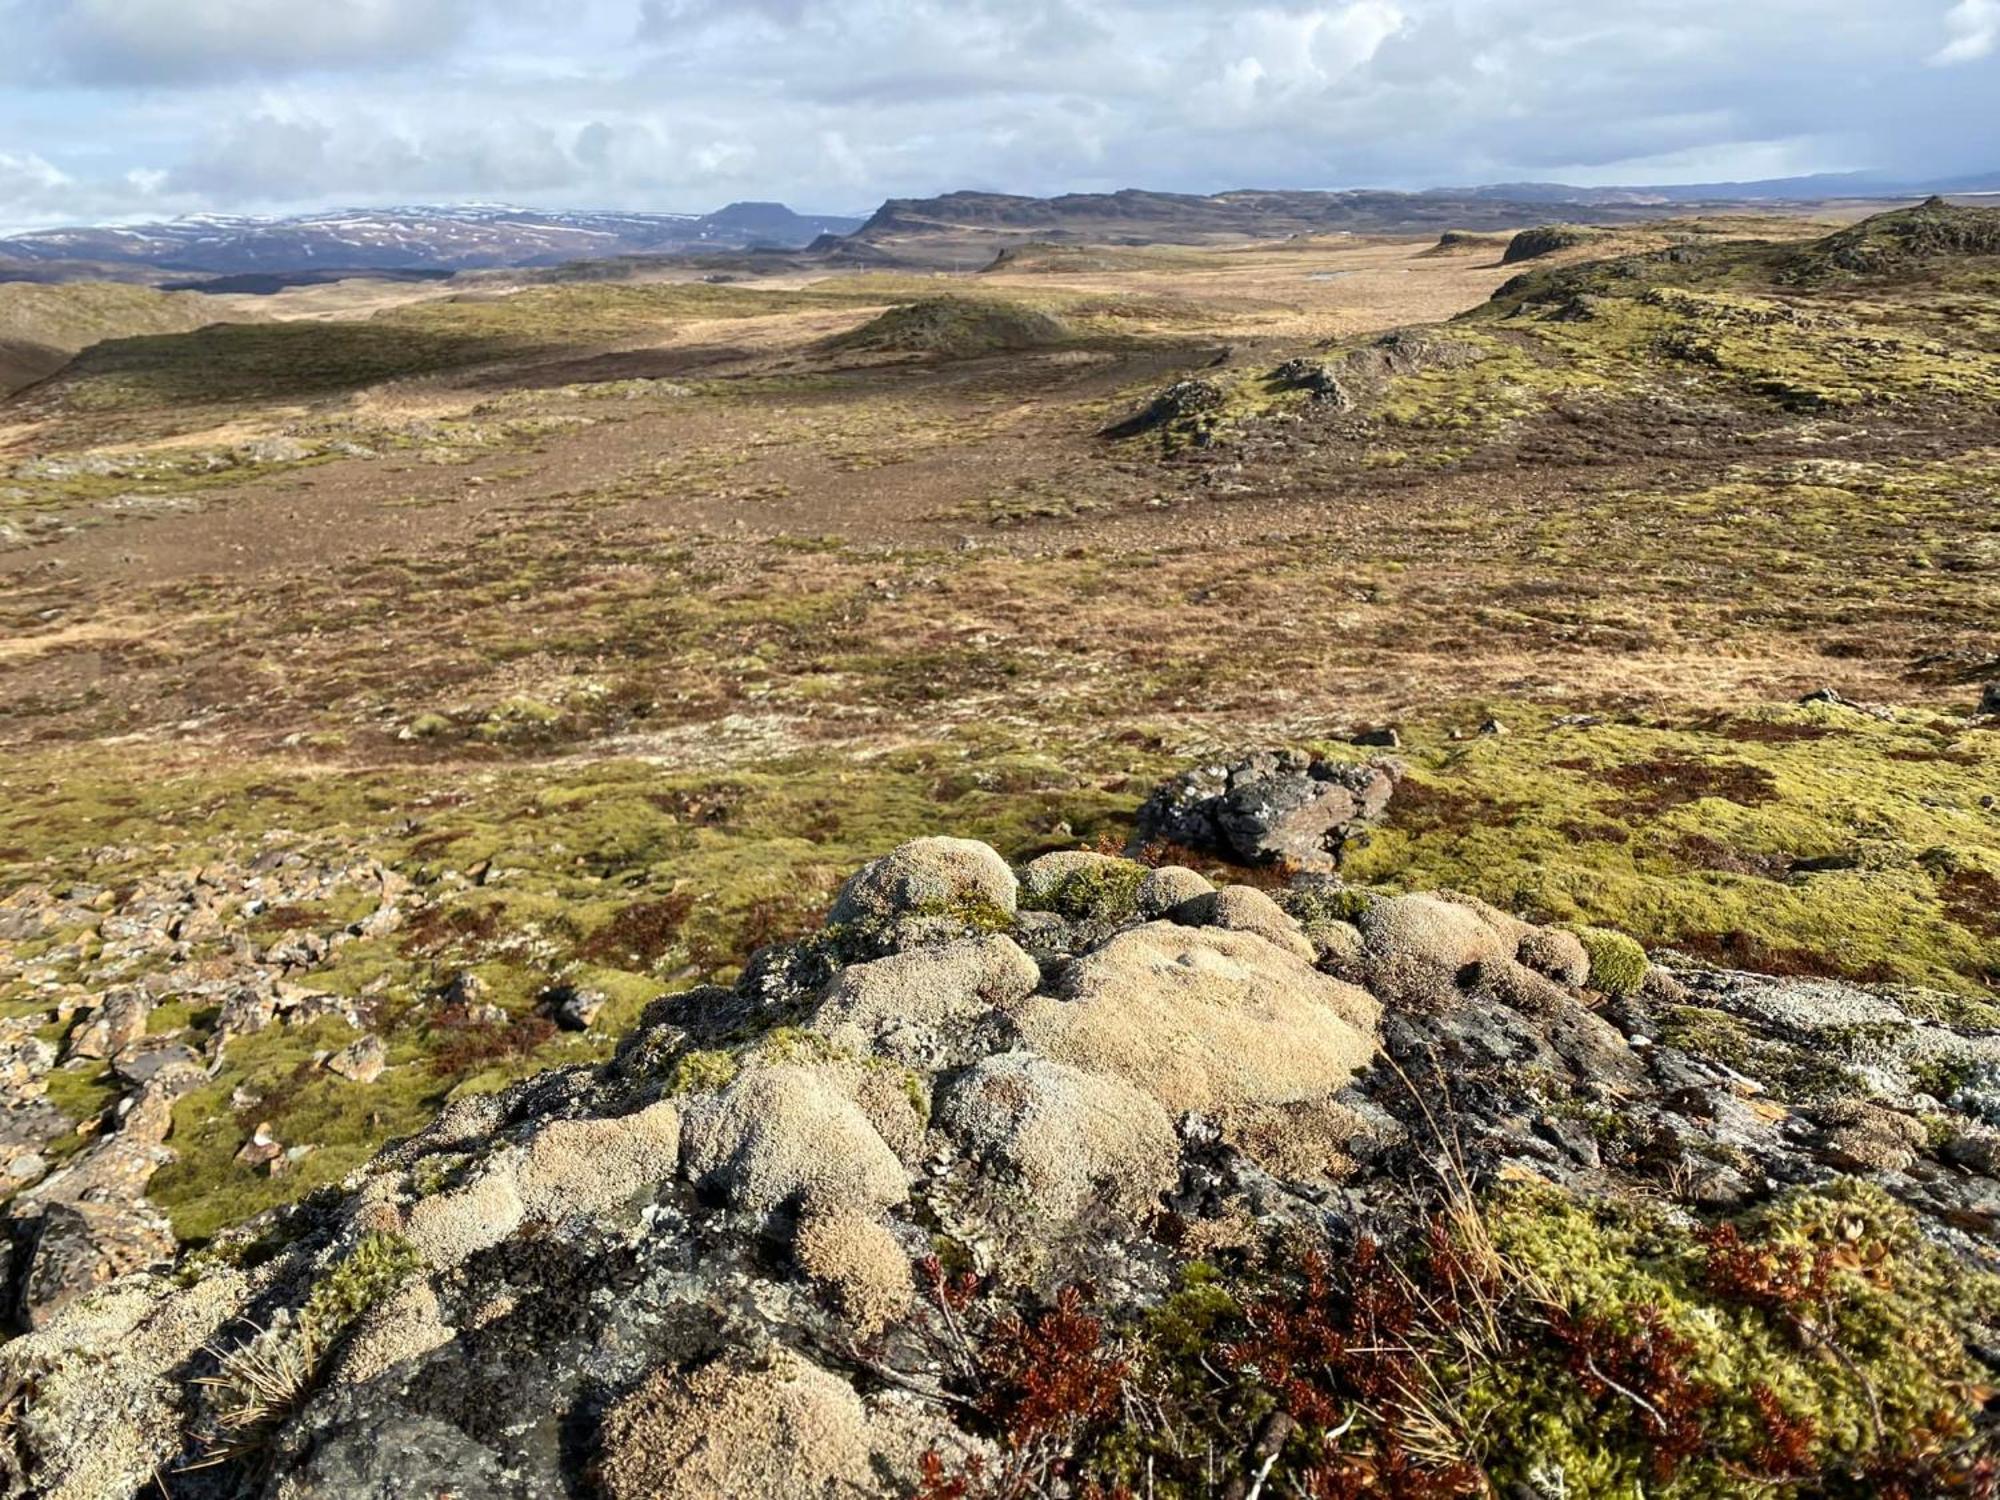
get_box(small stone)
[1477,718,1507,737]
[111,1039,200,1090]
[1979,681,2000,716]
[235,1122,284,1171]
[546,985,607,1033]
[1352,727,1401,749]
[327,1035,388,1085]
[441,971,488,1007]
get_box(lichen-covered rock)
[809,935,1038,1069]
[271,1411,514,1500]
[792,1208,913,1334]
[595,1350,884,1500]
[937,1052,1178,1224]
[6,828,2000,1500]
[1137,750,1397,869]
[0,1268,256,1500]
[827,837,1018,926]
[1172,884,1317,962]
[680,1065,908,1216]
[1136,864,1214,917]
[1013,923,1380,1118]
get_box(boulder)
[63,989,149,1062]
[810,935,1039,1069]
[326,1034,388,1085]
[1137,752,1397,869]
[937,1052,1178,1224]
[1012,923,1380,1119]
[828,838,1018,926]
[1171,885,1316,962]
[680,1065,908,1217]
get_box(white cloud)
[1934,0,2000,64]
[10,0,480,84]
[0,0,1993,227]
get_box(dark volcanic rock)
[4,830,1999,1500]
[1136,749,1399,868]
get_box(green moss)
[1279,885,1379,926]
[299,1231,421,1340]
[1570,925,1649,995]
[751,1026,849,1068]
[911,893,1020,935]
[1021,858,1146,922]
[1471,1181,1999,1495]
[667,1049,739,1096]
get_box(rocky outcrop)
[1135,749,1398,869]
[0,835,1996,1498]
[0,844,417,1329]
[1501,224,1610,264]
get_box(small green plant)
[667,1049,739,1096]
[1022,860,1145,923]
[1279,884,1378,927]
[197,1232,420,1460]
[1570,925,1649,995]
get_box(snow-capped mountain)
[0,203,865,275]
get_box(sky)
[0,0,1996,229]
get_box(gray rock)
[327,1034,389,1084]
[829,837,1019,926]
[17,1200,176,1330]
[546,985,607,1033]
[1136,751,1397,869]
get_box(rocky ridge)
[1,818,1996,1497]
[0,845,423,1328]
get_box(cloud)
[1934,0,2000,64]
[0,0,1995,228]
[0,151,69,197]
[8,0,480,84]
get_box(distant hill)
[844,174,2000,259]
[0,202,866,279]
[0,281,231,396]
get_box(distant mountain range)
[1416,168,2000,205]
[849,172,2000,252]
[2,172,1993,283]
[0,202,865,279]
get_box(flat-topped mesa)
[7,833,1999,1498]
